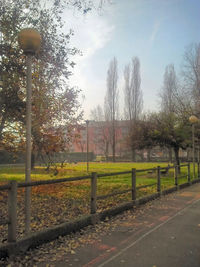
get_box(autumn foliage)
[0,0,83,163]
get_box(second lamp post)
[85,120,89,172]
[189,115,199,179]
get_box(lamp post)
[18,28,41,233]
[189,115,199,179]
[85,120,89,172]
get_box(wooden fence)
[0,162,199,244]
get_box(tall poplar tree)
[104,57,118,162]
[124,57,143,161]
[124,57,143,121]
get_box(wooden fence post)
[174,165,178,188]
[131,168,136,201]
[8,180,17,242]
[91,172,97,214]
[157,166,161,195]
[188,163,191,184]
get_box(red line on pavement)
[82,247,117,267]
[159,216,170,222]
[148,222,156,227]
[94,242,113,251]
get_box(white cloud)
[69,13,114,60]
[62,10,115,118]
[149,20,160,43]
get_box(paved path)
[67,184,200,267]
[3,183,200,267]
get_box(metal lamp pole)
[18,28,41,233]
[24,54,33,234]
[192,123,195,178]
[86,120,89,172]
[189,115,199,179]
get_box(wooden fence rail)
[97,171,131,178]
[0,162,199,244]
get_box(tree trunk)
[168,147,173,163]
[147,149,151,162]
[140,150,144,161]
[31,152,35,170]
[0,115,6,141]
[132,148,136,162]
[112,121,115,162]
[174,146,180,173]
[186,148,190,162]
[105,141,109,162]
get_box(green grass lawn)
[0,162,194,233]
[0,162,170,182]
[0,162,192,199]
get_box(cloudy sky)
[63,0,200,119]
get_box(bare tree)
[159,64,178,161]
[90,105,104,121]
[123,57,143,161]
[104,57,118,162]
[160,64,178,113]
[124,57,143,121]
[182,43,200,115]
[90,105,110,159]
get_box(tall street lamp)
[18,28,41,233]
[85,120,89,172]
[189,115,199,179]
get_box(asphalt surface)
[67,184,200,267]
